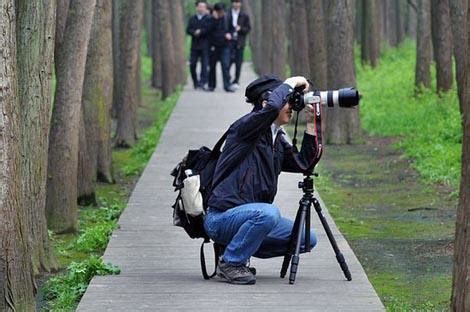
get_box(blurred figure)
[186,1,211,90]
[208,3,235,92]
[227,0,251,89]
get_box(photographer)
[205,75,318,285]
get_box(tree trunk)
[0,1,36,310]
[261,0,286,78]
[81,0,114,193]
[405,0,418,38]
[431,0,453,93]
[170,0,186,86]
[326,0,360,144]
[115,0,143,146]
[46,0,96,233]
[151,0,162,89]
[144,0,152,56]
[244,0,263,75]
[287,0,309,77]
[305,0,328,90]
[361,0,380,67]
[112,0,122,118]
[415,0,432,91]
[157,0,176,99]
[450,0,469,310]
[16,0,58,274]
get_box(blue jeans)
[204,203,317,265]
[208,46,231,91]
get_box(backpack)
[170,130,230,279]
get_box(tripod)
[280,172,352,284]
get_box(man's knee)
[255,204,281,229]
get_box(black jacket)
[227,10,251,49]
[208,84,317,212]
[208,15,230,48]
[186,14,211,50]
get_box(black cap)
[245,74,283,104]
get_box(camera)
[288,87,360,112]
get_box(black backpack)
[170,130,230,279]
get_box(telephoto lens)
[303,87,360,108]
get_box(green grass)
[357,40,461,188]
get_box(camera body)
[288,87,360,112]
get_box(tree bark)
[415,0,432,91]
[114,0,143,146]
[244,0,263,75]
[361,0,380,67]
[157,0,176,99]
[0,1,36,309]
[287,0,309,77]
[431,0,453,93]
[326,0,360,144]
[170,0,186,86]
[261,0,286,78]
[80,0,114,199]
[16,0,58,274]
[151,0,162,89]
[305,0,328,90]
[46,0,96,233]
[450,0,469,310]
[112,0,122,118]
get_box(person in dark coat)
[186,1,211,89]
[205,75,318,284]
[207,3,235,92]
[227,0,251,88]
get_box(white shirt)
[271,124,282,145]
[197,14,204,20]
[231,9,240,28]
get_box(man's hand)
[305,104,316,135]
[284,76,309,91]
[225,33,232,40]
[195,29,201,36]
[235,25,241,32]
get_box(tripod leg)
[313,198,352,281]
[289,202,308,284]
[280,202,303,278]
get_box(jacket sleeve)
[238,14,251,35]
[281,132,318,173]
[236,83,293,141]
[186,16,196,36]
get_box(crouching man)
[205,75,318,284]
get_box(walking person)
[207,3,235,92]
[187,1,211,90]
[227,0,251,89]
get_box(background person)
[186,1,211,90]
[227,0,251,89]
[205,75,318,284]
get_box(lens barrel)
[304,88,360,108]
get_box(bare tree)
[415,0,432,90]
[114,0,143,146]
[287,0,309,77]
[16,0,58,273]
[261,0,287,78]
[151,0,162,89]
[170,0,186,85]
[305,0,328,90]
[449,0,469,310]
[156,0,176,99]
[46,0,97,233]
[326,0,360,144]
[431,0,453,93]
[244,0,263,75]
[361,0,380,67]
[79,0,114,205]
[0,1,36,309]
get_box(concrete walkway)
[78,64,384,311]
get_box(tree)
[46,0,97,233]
[114,0,143,146]
[78,0,114,206]
[431,0,453,93]
[151,0,162,89]
[287,0,309,77]
[415,0,432,90]
[112,0,122,117]
[16,0,58,273]
[361,0,380,67]
[170,0,186,86]
[156,0,176,99]
[244,0,263,75]
[449,0,469,310]
[260,0,287,78]
[325,0,360,144]
[0,1,36,309]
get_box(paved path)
[78,65,384,311]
